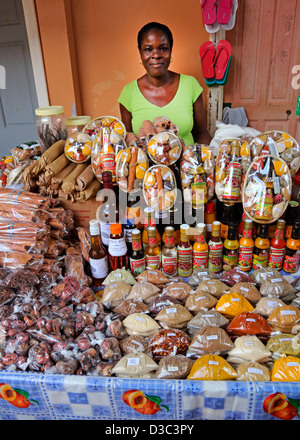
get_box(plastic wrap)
[162,282,193,302]
[83,115,126,140]
[271,356,300,381]
[266,333,300,357]
[111,352,158,377]
[253,297,286,317]
[195,279,230,298]
[215,293,254,319]
[143,165,177,212]
[187,354,238,380]
[122,313,160,337]
[267,305,300,333]
[242,155,291,224]
[180,143,215,206]
[185,290,218,314]
[226,312,273,341]
[188,268,218,287]
[226,335,272,364]
[147,131,182,166]
[219,267,254,287]
[154,304,193,330]
[155,354,193,379]
[186,326,234,358]
[236,361,271,381]
[101,282,132,309]
[116,146,148,193]
[147,295,182,316]
[228,282,262,305]
[149,328,191,359]
[187,310,229,334]
[64,132,92,163]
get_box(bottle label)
[268,246,285,269]
[221,224,229,240]
[237,245,253,271]
[89,256,108,279]
[108,237,127,257]
[146,254,161,270]
[162,255,177,276]
[222,249,238,271]
[283,250,300,273]
[165,236,174,246]
[192,249,208,270]
[132,240,142,251]
[124,229,133,243]
[177,248,193,277]
[252,248,270,269]
[130,256,146,275]
[208,243,223,272]
[101,152,116,179]
[100,221,112,246]
[223,163,242,201]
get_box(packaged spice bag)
[155,304,193,330]
[252,267,282,286]
[162,282,193,302]
[226,312,273,340]
[271,356,300,381]
[147,294,182,316]
[215,292,254,319]
[259,277,297,300]
[187,310,229,334]
[149,328,191,359]
[102,269,137,285]
[266,333,300,357]
[226,335,272,364]
[101,282,132,309]
[196,279,230,298]
[187,354,238,380]
[122,312,160,337]
[236,361,271,381]
[185,290,218,314]
[267,305,300,333]
[125,282,161,304]
[253,297,286,317]
[113,299,150,317]
[111,352,158,377]
[188,268,218,288]
[119,335,149,355]
[219,267,254,287]
[155,354,193,379]
[186,326,234,358]
[228,282,261,305]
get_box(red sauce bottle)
[268,219,286,270]
[108,223,129,271]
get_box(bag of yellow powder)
[271,356,300,381]
[187,354,238,380]
[215,292,254,319]
[267,305,300,333]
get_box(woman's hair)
[137,22,173,51]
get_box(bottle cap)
[110,223,122,235]
[180,224,189,232]
[212,221,221,229]
[276,219,286,229]
[147,226,157,237]
[165,226,174,236]
[196,223,206,234]
[89,219,100,235]
[132,229,141,239]
[244,219,253,228]
[66,116,91,126]
[35,105,64,116]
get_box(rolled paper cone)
[44,154,70,178]
[76,179,101,202]
[75,164,94,191]
[30,140,66,177]
[61,163,88,194]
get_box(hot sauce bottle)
[237,218,254,272]
[252,224,270,270]
[283,221,300,273]
[142,207,161,250]
[108,223,129,271]
[222,224,239,271]
[145,226,161,270]
[285,201,299,239]
[88,219,109,286]
[192,223,208,270]
[177,224,193,277]
[162,226,177,277]
[208,220,223,273]
[129,229,146,276]
[268,219,286,270]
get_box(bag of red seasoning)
[226,312,273,342]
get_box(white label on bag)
[196,296,206,301]
[166,308,177,314]
[135,316,146,322]
[248,367,263,375]
[245,341,254,346]
[240,286,249,292]
[246,318,256,322]
[167,366,179,372]
[287,362,299,367]
[208,361,219,365]
[207,335,218,340]
[231,298,240,301]
[108,237,127,256]
[267,301,279,307]
[281,310,296,315]
[127,357,140,366]
[271,278,283,283]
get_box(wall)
[35,0,210,121]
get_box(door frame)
[22,0,49,107]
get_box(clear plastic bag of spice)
[149,328,191,359]
[155,354,193,379]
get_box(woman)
[118,22,212,145]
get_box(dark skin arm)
[119,93,212,145]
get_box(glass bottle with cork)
[98,170,119,248]
[222,224,239,271]
[268,219,286,270]
[283,221,300,273]
[162,226,178,277]
[88,219,109,286]
[237,218,254,272]
[145,226,161,270]
[129,229,146,276]
[208,220,223,273]
[252,224,270,270]
[108,223,129,271]
[177,224,193,277]
[192,223,208,270]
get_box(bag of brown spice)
[186,326,234,359]
[155,354,193,379]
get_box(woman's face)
[139,29,172,78]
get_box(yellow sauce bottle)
[237,218,254,272]
[192,223,208,270]
[223,224,239,271]
[252,224,270,270]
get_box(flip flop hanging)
[217,0,233,24]
[199,41,216,79]
[200,0,217,25]
[214,40,232,81]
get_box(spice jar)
[35,106,67,152]
[66,116,91,137]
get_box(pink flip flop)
[217,0,233,24]
[214,40,232,80]
[200,0,217,25]
[199,41,216,79]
